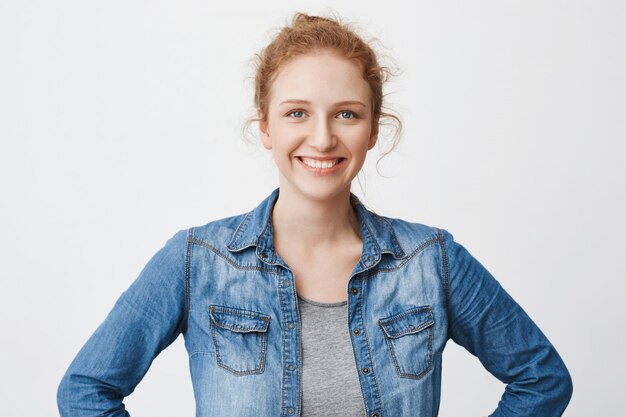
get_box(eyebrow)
[278,99,366,107]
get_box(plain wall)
[1,1,624,416]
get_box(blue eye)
[338,111,355,119]
[289,110,304,118]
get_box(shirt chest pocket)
[208,305,270,376]
[378,305,435,380]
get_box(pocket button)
[379,305,435,380]
[208,305,271,376]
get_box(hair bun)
[292,12,337,27]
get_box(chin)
[289,183,352,203]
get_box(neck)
[271,185,362,250]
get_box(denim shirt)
[57,187,573,417]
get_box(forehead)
[268,51,370,106]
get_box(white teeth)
[301,158,340,169]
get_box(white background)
[1,1,625,416]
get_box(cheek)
[344,127,374,151]
[274,126,299,141]
[270,134,299,157]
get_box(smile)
[299,157,343,169]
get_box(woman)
[57,12,573,417]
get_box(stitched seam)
[210,315,267,376]
[380,305,432,325]
[350,277,369,416]
[362,218,381,259]
[347,277,372,416]
[292,274,302,417]
[375,214,406,257]
[359,272,385,417]
[400,328,434,380]
[369,237,439,274]
[381,323,434,380]
[192,238,276,272]
[280,275,289,415]
[437,228,452,340]
[378,306,435,380]
[209,305,270,320]
[381,319,434,338]
[183,228,193,335]
[228,211,252,248]
[209,306,269,333]
[383,333,403,377]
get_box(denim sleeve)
[57,229,189,417]
[439,228,573,417]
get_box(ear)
[367,124,379,150]
[259,117,272,150]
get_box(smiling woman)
[258,50,377,202]
[57,11,573,417]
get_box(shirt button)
[288,322,295,329]
[362,367,370,374]
[353,329,360,335]
[372,414,379,417]
[351,288,358,295]
[288,364,296,371]
[283,279,291,287]
[287,407,295,415]
[260,251,267,258]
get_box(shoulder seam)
[191,238,276,272]
[436,228,452,340]
[182,227,194,335]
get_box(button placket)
[347,275,384,417]
[278,269,300,417]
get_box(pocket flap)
[208,305,270,333]
[379,306,434,339]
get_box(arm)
[57,229,189,417]
[439,228,573,417]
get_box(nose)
[309,118,337,152]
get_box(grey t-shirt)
[297,293,367,417]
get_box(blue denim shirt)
[57,187,573,416]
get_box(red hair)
[243,12,402,165]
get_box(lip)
[296,156,346,174]
[298,156,343,161]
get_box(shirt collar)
[226,187,406,269]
